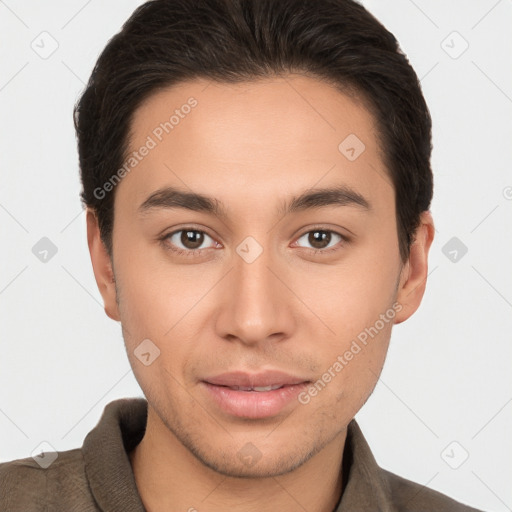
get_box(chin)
[191,446,314,479]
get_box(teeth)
[229,385,283,391]
[253,385,280,391]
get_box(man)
[0,0,483,510]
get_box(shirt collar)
[335,419,396,512]
[83,397,147,511]
[83,397,396,512]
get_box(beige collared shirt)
[0,398,482,511]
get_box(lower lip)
[202,382,309,419]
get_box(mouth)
[201,371,311,419]
[215,384,285,392]
[203,369,309,388]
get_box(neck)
[129,406,346,512]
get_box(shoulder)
[0,448,97,512]
[381,468,484,512]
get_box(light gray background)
[1,1,511,510]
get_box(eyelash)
[159,226,349,258]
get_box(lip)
[201,371,310,419]
[204,370,309,388]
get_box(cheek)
[114,247,220,393]
[298,319,392,423]
[294,249,399,342]
[114,238,212,336]
[291,241,399,404]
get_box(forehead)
[116,74,393,216]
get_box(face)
[88,74,433,478]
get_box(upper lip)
[203,370,310,388]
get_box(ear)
[86,208,121,322]
[394,211,435,324]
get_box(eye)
[160,228,218,256]
[159,226,348,258]
[294,228,347,254]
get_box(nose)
[215,239,296,347]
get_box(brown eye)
[162,228,216,255]
[295,229,345,253]
[179,230,205,249]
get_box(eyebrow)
[137,184,370,219]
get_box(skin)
[87,74,434,512]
